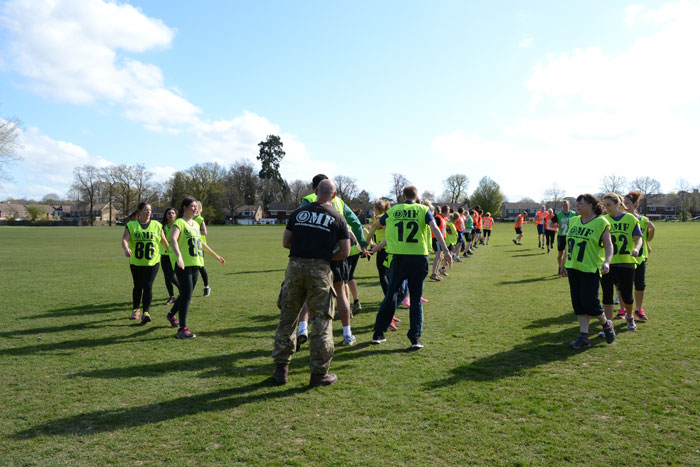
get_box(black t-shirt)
[287,202,349,261]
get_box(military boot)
[309,373,337,388]
[273,363,289,385]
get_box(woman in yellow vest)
[160,207,180,305]
[562,194,615,349]
[167,196,226,339]
[121,202,169,325]
[621,191,655,322]
[194,201,211,297]
[601,193,643,331]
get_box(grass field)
[1,222,699,465]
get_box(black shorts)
[566,268,604,316]
[331,259,349,283]
[634,260,646,291]
[473,229,481,234]
[483,229,491,237]
[537,224,544,235]
[347,254,360,281]
[557,235,567,252]
[457,232,465,244]
[514,227,522,235]
[432,238,442,252]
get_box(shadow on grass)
[227,268,285,275]
[12,380,307,439]
[497,275,560,285]
[21,301,133,320]
[524,312,576,329]
[512,253,544,257]
[0,317,118,338]
[426,327,586,387]
[200,323,278,337]
[73,349,271,379]
[0,327,164,356]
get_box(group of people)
[122,198,224,339]
[121,177,656,387]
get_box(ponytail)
[178,196,197,218]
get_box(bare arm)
[121,227,131,258]
[282,229,293,249]
[631,235,643,257]
[200,220,208,236]
[332,239,350,261]
[601,228,613,274]
[366,218,381,244]
[202,242,225,265]
[429,220,452,268]
[170,226,184,270]
[646,221,655,242]
[160,229,169,254]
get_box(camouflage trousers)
[272,257,336,374]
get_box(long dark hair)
[178,196,197,218]
[576,194,603,216]
[126,202,150,222]
[162,207,177,224]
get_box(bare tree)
[442,174,469,203]
[677,178,693,221]
[420,190,435,203]
[544,183,565,211]
[71,165,101,226]
[100,166,119,226]
[629,176,661,214]
[600,174,627,195]
[0,116,21,183]
[288,179,312,205]
[334,175,359,202]
[132,164,155,206]
[113,164,138,216]
[389,173,410,203]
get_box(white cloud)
[149,166,178,185]
[526,0,700,111]
[519,37,533,48]
[0,0,200,130]
[1,125,112,199]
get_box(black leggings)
[376,249,389,294]
[161,257,180,297]
[601,265,635,305]
[634,261,646,291]
[169,266,200,329]
[130,264,160,312]
[545,230,556,248]
[200,267,209,287]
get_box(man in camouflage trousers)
[272,179,350,387]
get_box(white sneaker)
[626,317,637,331]
[341,335,356,346]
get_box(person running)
[429,205,449,280]
[535,205,547,249]
[167,196,226,339]
[513,211,527,245]
[474,206,484,246]
[621,191,655,322]
[554,200,576,275]
[346,228,363,313]
[544,208,557,254]
[562,194,615,349]
[121,202,168,325]
[445,213,459,262]
[600,193,643,332]
[296,174,367,347]
[482,212,494,245]
[160,207,180,305]
[194,201,212,297]
[369,185,451,349]
[370,199,391,294]
[453,207,466,260]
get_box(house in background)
[229,205,263,225]
[501,201,541,220]
[264,202,296,224]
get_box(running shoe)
[389,322,398,331]
[454,257,463,263]
[371,332,386,344]
[626,317,637,331]
[352,301,362,312]
[164,297,176,306]
[203,286,211,297]
[439,268,449,277]
[141,311,151,325]
[614,296,620,305]
[430,274,442,281]
[129,309,141,320]
[392,316,401,323]
[295,331,308,352]
[634,308,648,322]
[602,320,616,344]
[401,298,411,308]
[341,334,356,346]
[166,313,179,328]
[614,308,627,320]
[570,335,591,349]
[176,327,196,339]
[420,297,428,303]
[512,239,517,245]
[410,337,424,349]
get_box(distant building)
[229,205,263,225]
[501,201,541,220]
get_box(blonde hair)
[603,192,624,206]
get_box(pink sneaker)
[129,310,141,320]
[634,308,648,322]
[401,298,410,307]
[614,308,626,320]
[420,297,428,303]
[392,316,401,323]
[389,322,398,331]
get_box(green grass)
[1,223,699,465]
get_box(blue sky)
[1,0,698,202]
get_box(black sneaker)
[203,286,211,297]
[410,337,424,349]
[371,333,386,344]
[570,336,591,349]
[295,332,308,352]
[176,327,196,339]
[602,320,616,344]
[167,313,179,328]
